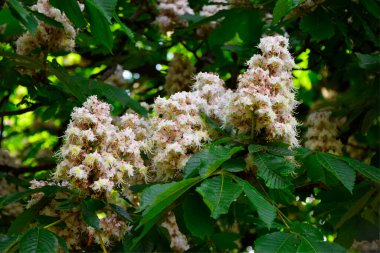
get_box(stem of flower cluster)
[251,111,255,141]
[43,214,70,229]
[98,232,108,253]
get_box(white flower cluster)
[161,211,190,253]
[55,35,298,185]
[88,212,129,246]
[165,53,195,95]
[54,96,149,193]
[29,178,129,250]
[156,0,194,33]
[197,0,229,36]
[226,35,299,147]
[38,197,87,250]
[193,72,233,125]
[16,0,79,56]
[152,91,210,181]
[304,111,343,155]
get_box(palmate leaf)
[343,157,380,184]
[299,7,335,41]
[196,175,242,219]
[80,198,105,230]
[19,227,58,253]
[84,0,113,51]
[317,153,356,193]
[132,178,201,248]
[296,237,346,253]
[182,194,214,239]
[7,0,38,34]
[255,232,299,253]
[272,0,304,23]
[49,0,86,28]
[232,176,276,228]
[184,145,243,178]
[91,0,118,23]
[252,153,293,189]
[110,204,133,222]
[0,235,18,253]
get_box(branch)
[0,163,55,175]
[0,104,42,117]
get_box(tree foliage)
[0,0,379,252]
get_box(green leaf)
[183,194,214,239]
[335,187,377,230]
[49,0,86,28]
[19,227,58,253]
[8,0,38,34]
[196,175,242,219]
[233,176,276,228]
[252,153,293,189]
[267,143,294,156]
[292,222,323,241]
[90,0,117,23]
[297,237,345,253]
[273,0,303,23]
[0,235,18,253]
[355,53,380,70]
[248,144,265,153]
[84,0,113,51]
[317,153,356,193]
[255,232,299,253]
[8,195,55,235]
[87,80,148,117]
[113,13,134,41]
[360,0,380,20]
[211,232,240,250]
[0,185,62,208]
[54,234,68,253]
[184,145,243,179]
[30,11,63,28]
[80,198,105,230]
[133,178,201,247]
[138,182,177,212]
[343,157,380,184]
[299,7,335,41]
[221,157,246,173]
[110,203,132,222]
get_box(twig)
[0,116,3,148]
[0,104,42,117]
[0,164,55,175]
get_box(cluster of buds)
[304,111,343,155]
[54,96,149,194]
[156,0,194,33]
[226,35,299,147]
[16,0,80,56]
[165,53,195,95]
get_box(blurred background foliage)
[0,0,379,251]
